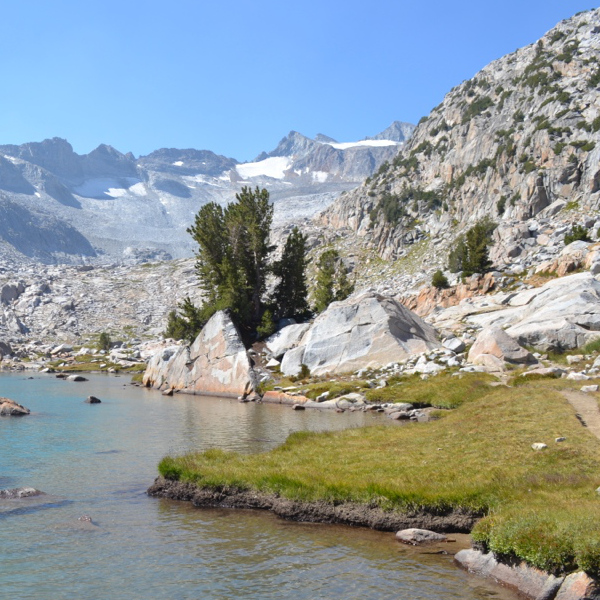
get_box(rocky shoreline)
[148,477,600,600]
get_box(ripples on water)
[0,373,518,600]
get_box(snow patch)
[182,174,227,188]
[236,156,291,180]
[128,182,147,196]
[312,171,329,183]
[325,139,400,150]
[172,161,184,166]
[74,178,146,199]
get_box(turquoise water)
[0,372,518,600]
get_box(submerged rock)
[143,311,257,397]
[85,395,101,404]
[455,548,565,600]
[0,487,44,498]
[395,528,447,545]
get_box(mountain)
[0,123,411,265]
[319,9,600,272]
[365,121,415,142]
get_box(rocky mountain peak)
[0,137,81,180]
[366,121,416,143]
[267,130,319,159]
[319,7,600,272]
[315,133,338,143]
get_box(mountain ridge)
[318,8,600,276]
[0,122,412,265]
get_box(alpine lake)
[1,371,519,599]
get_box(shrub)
[497,196,507,215]
[589,68,600,88]
[554,142,566,155]
[98,332,112,352]
[462,96,494,123]
[564,225,591,245]
[431,270,449,289]
[289,363,311,382]
[256,309,276,339]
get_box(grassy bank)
[159,377,600,576]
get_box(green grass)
[160,379,600,576]
[48,354,145,374]
[303,380,369,399]
[582,339,600,354]
[364,372,496,408]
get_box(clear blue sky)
[0,1,595,161]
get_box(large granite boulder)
[280,292,440,376]
[0,397,30,416]
[143,311,256,397]
[264,323,311,359]
[468,327,536,370]
[467,272,600,351]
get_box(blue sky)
[0,1,595,161]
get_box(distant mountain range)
[0,122,413,265]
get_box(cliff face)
[318,9,600,263]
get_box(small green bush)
[462,96,494,123]
[431,269,450,289]
[564,224,591,245]
[497,196,507,215]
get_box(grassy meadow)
[159,373,600,576]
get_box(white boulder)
[280,293,439,377]
[264,323,311,359]
[467,327,536,368]
[143,311,256,397]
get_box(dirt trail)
[561,390,600,439]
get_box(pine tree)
[448,217,496,277]
[164,296,204,342]
[313,249,353,313]
[185,187,274,337]
[273,227,310,320]
[335,260,354,301]
[313,249,337,313]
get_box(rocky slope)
[0,123,413,266]
[0,259,202,346]
[318,9,600,275]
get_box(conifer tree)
[448,217,496,277]
[313,249,354,313]
[175,187,275,340]
[313,249,337,313]
[273,227,310,320]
